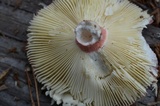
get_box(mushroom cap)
[27,0,158,106]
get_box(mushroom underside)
[27,0,158,106]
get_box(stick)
[25,67,35,106]
[32,69,40,106]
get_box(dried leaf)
[0,84,8,91]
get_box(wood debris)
[13,28,20,36]
[155,44,160,60]
[0,67,11,84]
[25,66,41,106]
[157,85,160,104]
[33,69,40,106]
[21,44,27,53]
[0,84,8,91]
[25,66,35,106]
[14,96,20,101]
[13,0,22,11]
[13,72,20,87]
[154,44,160,77]
[8,47,18,53]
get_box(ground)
[0,0,160,106]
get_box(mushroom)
[27,0,158,106]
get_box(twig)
[25,67,35,106]
[32,69,40,106]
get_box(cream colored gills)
[27,0,158,106]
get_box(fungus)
[27,0,158,106]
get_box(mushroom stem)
[75,20,107,53]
